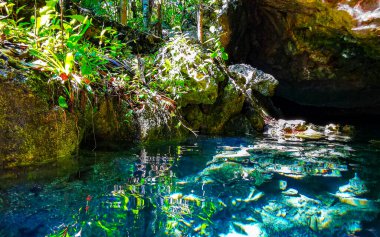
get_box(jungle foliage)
[0,0,227,130]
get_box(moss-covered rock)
[134,106,187,141]
[0,81,79,168]
[182,78,245,134]
[89,98,137,143]
[87,97,187,145]
[155,35,226,106]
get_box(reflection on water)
[1,136,380,237]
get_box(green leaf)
[16,5,26,15]
[64,52,74,74]
[58,96,68,109]
[221,52,229,61]
[210,51,218,58]
[80,63,92,76]
[164,59,172,70]
[45,0,59,8]
[67,15,86,23]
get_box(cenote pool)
[1,131,380,237]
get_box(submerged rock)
[234,187,265,203]
[369,140,380,147]
[201,162,244,184]
[282,188,299,197]
[265,119,354,142]
[221,222,268,237]
[339,173,369,196]
[335,194,373,208]
[279,180,287,191]
[334,174,372,208]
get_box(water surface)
[1,134,380,237]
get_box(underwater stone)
[282,188,299,196]
[214,148,251,159]
[369,140,380,147]
[222,222,268,237]
[335,194,373,208]
[201,162,244,184]
[338,173,368,196]
[235,187,265,203]
[348,173,368,195]
[261,210,294,232]
[279,180,287,191]
[309,215,318,231]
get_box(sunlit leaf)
[16,5,26,14]
[67,15,86,23]
[64,52,74,74]
[221,52,229,61]
[58,96,68,109]
[210,51,218,58]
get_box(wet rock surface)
[265,119,354,142]
[221,0,380,112]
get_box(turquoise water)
[1,134,380,237]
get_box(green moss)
[155,35,226,106]
[183,80,245,134]
[0,81,79,168]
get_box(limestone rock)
[221,0,380,113]
[155,35,225,106]
[282,188,299,196]
[0,81,79,168]
[228,64,279,97]
[265,119,354,142]
[338,173,368,196]
[279,180,287,190]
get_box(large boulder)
[155,35,225,106]
[228,64,279,97]
[0,80,79,168]
[86,96,188,146]
[182,79,245,134]
[154,35,280,134]
[221,0,380,113]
